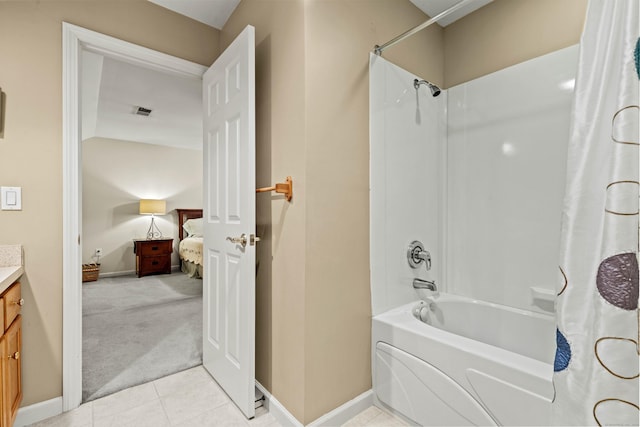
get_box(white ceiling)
[81,1,493,150]
[82,51,203,150]
[409,0,493,26]
[148,0,241,29]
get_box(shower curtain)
[553,1,639,426]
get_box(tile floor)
[341,406,408,427]
[30,366,407,427]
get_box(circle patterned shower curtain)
[553,1,639,425]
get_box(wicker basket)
[82,263,100,282]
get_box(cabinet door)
[2,315,21,427]
[3,283,21,331]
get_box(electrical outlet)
[95,248,103,257]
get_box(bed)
[176,209,203,279]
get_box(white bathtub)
[372,293,555,426]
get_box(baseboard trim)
[308,389,374,427]
[98,265,180,279]
[98,269,135,278]
[255,382,372,427]
[255,381,303,427]
[14,397,63,427]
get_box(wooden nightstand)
[133,239,173,278]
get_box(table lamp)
[139,199,166,240]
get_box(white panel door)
[202,25,255,419]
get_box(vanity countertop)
[0,266,24,294]
[0,245,24,294]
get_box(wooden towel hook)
[256,176,293,202]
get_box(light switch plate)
[1,187,22,210]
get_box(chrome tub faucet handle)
[407,240,431,270]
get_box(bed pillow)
[183,218,203,237]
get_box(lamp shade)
[139,199,166,215]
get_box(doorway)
[62,22,208,411]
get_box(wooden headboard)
[176,209,203,241]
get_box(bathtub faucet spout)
[413,278,437,291]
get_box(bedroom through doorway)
[79,49,205,402]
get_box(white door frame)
[61,22,207,411]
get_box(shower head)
[414,79,441,97]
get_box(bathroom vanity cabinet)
[0,244,24,427]
[0,280,22,427]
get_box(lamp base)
[146,215,163,240]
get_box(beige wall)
[0,0,218,406]
[82,138,202,274]
[444,0,588,87]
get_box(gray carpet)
[82,272,203,402]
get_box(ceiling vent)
[135,106,153,117]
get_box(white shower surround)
[369,53,447,316]
[370,46,578,316]
[446,46,579,313]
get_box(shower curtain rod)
[374,0,476,56]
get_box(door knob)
[226,234,247,248]
[250,234,261,246]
